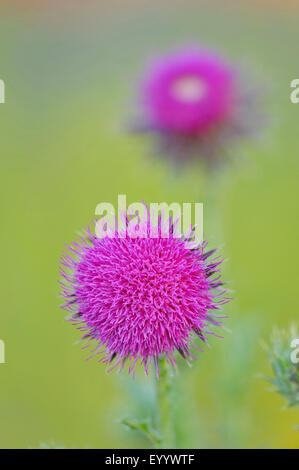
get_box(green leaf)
[121,417,162,447]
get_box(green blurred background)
[0,0,298,449]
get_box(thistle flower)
[132,47,260,165]
[60,210,229,375]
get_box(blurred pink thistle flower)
[132,47,262,166]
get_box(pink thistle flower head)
[141,48,235,135]
[133,46,262,165]
[60,209,229,375]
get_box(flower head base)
[60,209,229,376]
[132,47,261,166]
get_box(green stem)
[121,418,162,448]
[156,358,176,449]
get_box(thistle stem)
[156,358,176,449]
